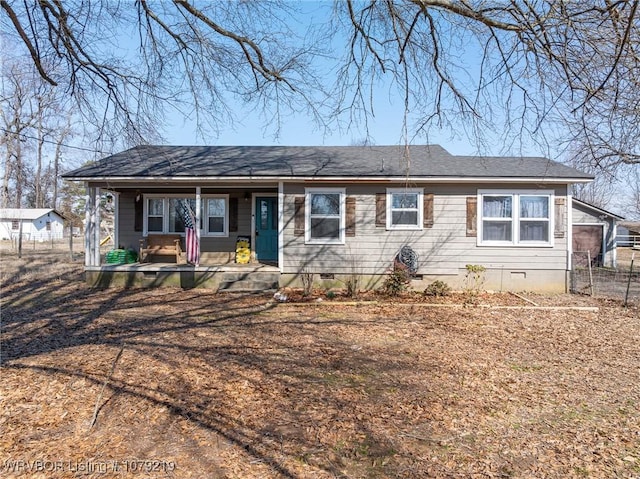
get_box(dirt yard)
[1,250,639,478]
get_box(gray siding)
[117,191,141,250]
[282,183,569,276]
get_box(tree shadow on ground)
[1,258,443,478]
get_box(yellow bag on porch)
[235,237,250,264]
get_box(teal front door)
[255,196,278,262]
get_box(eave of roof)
[69,175,593,184]
[572,198,625,220]
[0,208,65,220]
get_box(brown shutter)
[294,196,305,236]
[229,197,239,232]
[346,196,356,237]
[375,193,386,227]
[134,194,143,232]
[466,196,477,237]
[423,193,434,228]
[554,197,566,238]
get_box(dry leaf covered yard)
[1,252,639,478]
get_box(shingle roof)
[62,145,593,181]
[0,208,65,220]
[572,198,625,220]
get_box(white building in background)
[0,208,66,241]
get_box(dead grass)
[1,252,639,478]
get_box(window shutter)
[554,197,566,238]
[346,196,356,237]
[423,193,434,228]
[466,196,477,237]
[134,195,143,232]
[294,196,305,236]
[229,197,239,232]
[375,193,386,227]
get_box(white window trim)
[203,194,229,237]
[143,194,229,237]
[144,196,167,234]
[305,187,346,245]
[386,187,424,230]
[477,189,554,247]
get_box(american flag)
[181,201,199,265]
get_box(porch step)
[217,272,280,292]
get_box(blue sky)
[162,1,488,156]
[165,93,478,155]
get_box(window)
[11,220,19,230]
[168,198,196,233]
[205,196,227,236]
[387,188,423,229]
[479,190,553,246]
[144,195,228,236]
[305,188,345,244]
[147,198,164,232]
[46,221,51,231]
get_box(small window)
[305,188,345,244]
[11,220,19,230]
[206,196,228,236]
[387,188,423,230]
[46,221,51,231]
[147,198,164,232]
[479,190,553,246]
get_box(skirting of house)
[279,268,569,294]
[85,265,568,293]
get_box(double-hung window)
[305,188,345,244]
[387,188,423,230]
[205,196,228,236]
[147,198,165,232]
[479,190,553,246]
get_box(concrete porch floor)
[85,262,280,290]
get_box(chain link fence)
[570,250,639,305]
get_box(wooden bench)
[139,235,182,263]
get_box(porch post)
[566,190,573,273]
[612,221,618,268]
[278,181,284,273]
[113,192,120,250]
[195,186,201,266]
[84,184,95,267]
[94,187,101,266]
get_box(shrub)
[300,266,314,297]
[382,266,411,296]
[344,275,359,299]
[464,264,486,294]
[423,280,451,297]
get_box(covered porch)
[83,183,284,289]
